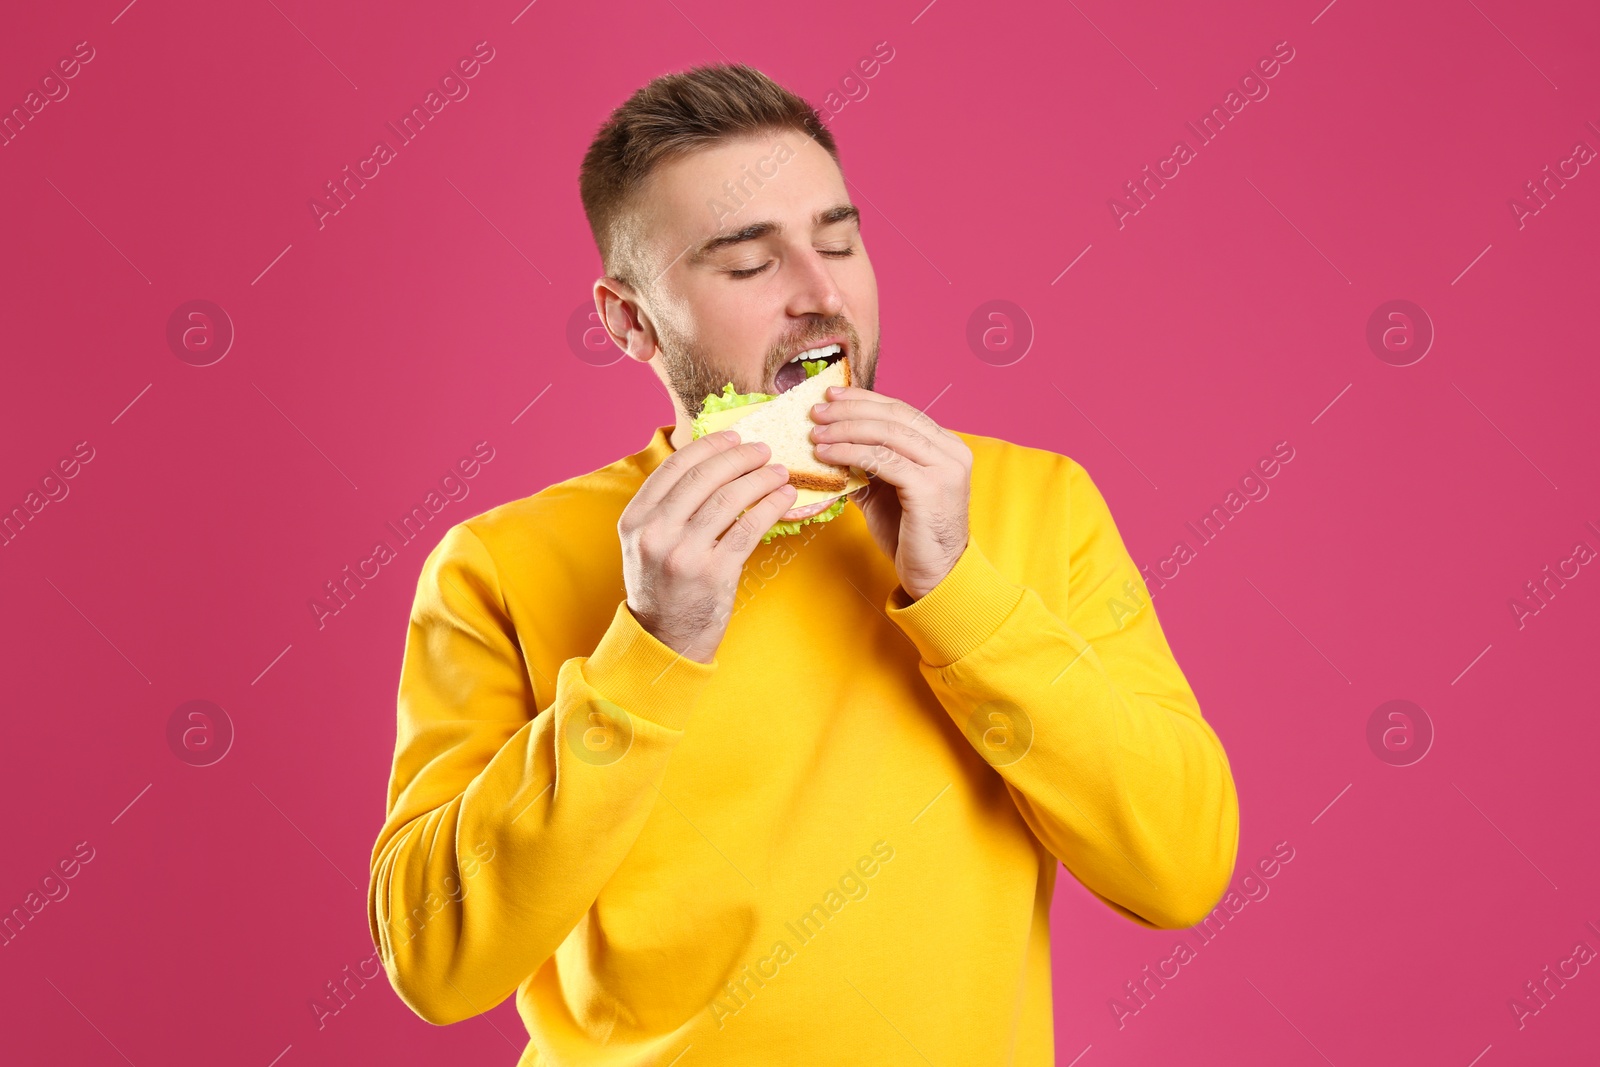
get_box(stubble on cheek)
[659,332,763,420]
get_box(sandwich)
[690,344,868,544]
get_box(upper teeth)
[787,343,841,364]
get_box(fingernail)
[772,464,787,477]
[813,402,829,414]
[722,430,739,441]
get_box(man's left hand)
[809,385,972,600]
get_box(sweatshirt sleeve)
[883,458,1240,930]
[367,522,716,1025]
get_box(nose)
[783,246,844,320]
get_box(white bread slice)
[723,357,853,491]
[695,404,868,508]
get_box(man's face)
[615,132,880,418]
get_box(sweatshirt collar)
[636,424,677,478]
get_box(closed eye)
[727,247,856,279]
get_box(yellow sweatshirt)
[368,423,1239,1066]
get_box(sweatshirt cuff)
[581,600,717,733]
[884,537,1027,668]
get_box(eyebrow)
[688,204,860,264]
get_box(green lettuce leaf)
[758,495,849,544]
[690,383,776,440]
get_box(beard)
[657,315,879,421]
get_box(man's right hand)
[619,429,797,663]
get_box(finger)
[815,390,968,462]
[714,479,800,558]
[810,417,946,466]
[811,439,928,488]
[685,462,793,549]
[655,437,775,528]
[818,400,968,467]
[822,386,905,412]
[813,392,897,422]
[634,429,746,510]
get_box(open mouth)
[772,342,844,394]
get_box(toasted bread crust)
[788,469,849,491]
[787,355,852,491]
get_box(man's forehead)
[636,134,847,246]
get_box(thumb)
[849,478,899,526]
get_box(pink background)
[3,0,1598,1063]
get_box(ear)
[593,278,660,365]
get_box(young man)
[368,64,1239,1065]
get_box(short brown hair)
[579,63,838,287]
